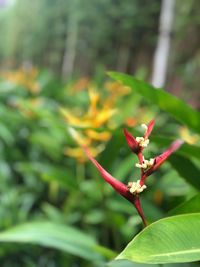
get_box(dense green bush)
[0,69,200,266]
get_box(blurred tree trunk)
[61,17,79,80]
[151,0,175,88]
[61,0,81,80]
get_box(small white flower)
[136,136,149,147]
[141,123,148,131]
[135,162,147,169]
[128,180,147,195]
[135,158,154,170]
[136,137,144,142]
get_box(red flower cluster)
[84,120,183,226]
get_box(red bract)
[140,139,184,185]
[144,139,184,178]
[124,119,155,154]
[144,119,155,139]
[84,147,128,197]
[123,128,140,153]
[84,119,183,226]
[84,146,147,226]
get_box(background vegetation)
[0,0,200,266]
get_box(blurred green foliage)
[0,0,200,266]
[0,68,199,266]
[0,0,160,75]
[0,0,200,107]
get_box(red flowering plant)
[84,119,183,226]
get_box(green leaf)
[0,221,103,262]
[108,72,200,134]
[168,193,200,216]
[158,169,190,197]
[168,155,200,190]
[116,213,200,264]
[109,260,196,267]
[108,260,194,267]
[112,154,136,181]
[99,131,125,169]
[109,260,158,267]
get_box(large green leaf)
[0,221,111,262]
[116,213,200,264]
[108,72,200,134]
[108,260,195,267]
[109,260,158,267]
[168,193,200,216]
[168,155,200,190]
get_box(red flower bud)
[144,119,155,139]
[123,128,140,153]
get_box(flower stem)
[134,196,147,227]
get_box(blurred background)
[0,0,200,106]
[0,0,200,266]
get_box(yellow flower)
[2,67,40,94]
[179,126,199,144]
[61,83,125,162]
[60,108,90,128]
[90,108,117,128]
[68,127,91,146]
[60,88,117,129]
[85,129,111,142]
[105,81,130,96]
[64,128,106,163]
[87,88,99,116]
[64,144,105,163]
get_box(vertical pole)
[151,0,176,88]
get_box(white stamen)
[136,137,144,142]
[141,124,148,131]
[135,162,147,169]
[128,180,147,195]
[135,158,154,170]
[136,136,149,147]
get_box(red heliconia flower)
[84,146,147,226]
[84,119,183,226]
